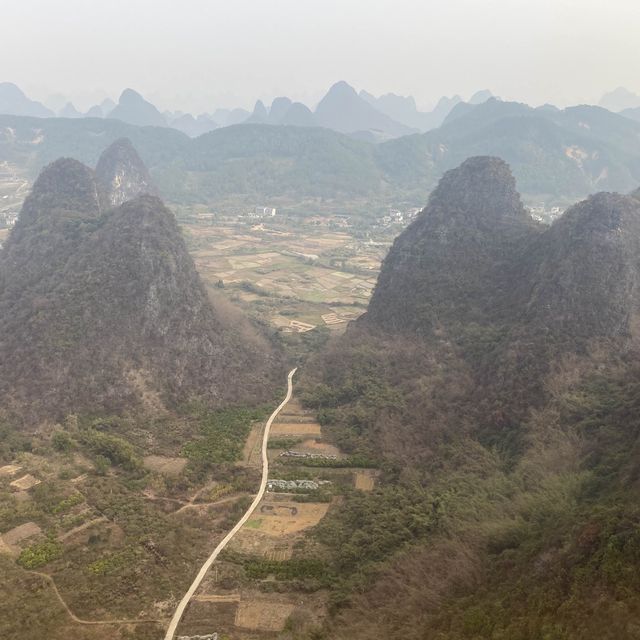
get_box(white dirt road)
[163,367,298,640]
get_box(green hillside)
[3,100,640,210]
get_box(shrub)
[52,430,74,452]
[18,538,63,569]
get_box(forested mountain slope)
[0,140,281,424]
[301,157,640,639]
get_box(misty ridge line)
[3,80,640,141]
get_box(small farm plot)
[227,528,294,560]
[235,598,295,631]
[10,474,41,491]
[143,455,187,476]
[270,422,322,437]
[354,469,378,491]
[244,500,330,536]
[0,464,21,477]
[3,522,42,547]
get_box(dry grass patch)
[294,439,341,456]
[193,594,240,603]
[0,537,13,555]
[278,398,313,417]
[0,464,21,477]
[271,422,322,436]
[241,422,263,466]
[228,528,294,560]
[354,470,378,491]
[10,474,41,491]
[247,500,330,536]
[3,522,42,546]
[142,455,187,476]
[178,600,238,637]
[235,598,295,631]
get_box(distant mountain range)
[5,80,640,147]
[241,82,495,141]
[4,95,640,206]
[380,98,640,201]
[359,88,494,132]
[314,81,417,139]
[599,86,640,112]
[0,81,496,141]
[0,82,54,118]
[107,88,167,128]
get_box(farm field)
[182,218,387,333]
[0,180,389,334]
[0,161,29,213]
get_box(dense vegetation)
[295,158,640,639]
[181,405,269,467]
[0,395,270,639]
[0,142,282,424]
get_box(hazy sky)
[1,0,639,113]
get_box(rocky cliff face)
[95,137,158,207]
[0,142,281,424]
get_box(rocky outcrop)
[95,137,157,207]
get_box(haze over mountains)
[0,81,496,141]
[4,94,640,208]
[5,80,640,154]
[3,75,640,639]
[4,0,640,634]
[0,82,54,118]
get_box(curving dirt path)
[31,571,161,627]
[173,494,241,515]
[58,516,108,542]
[163,367,298,640]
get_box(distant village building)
[0,211,18,228]
[267,479,320,491]
[526,204,565,224]
[331,214,351,228]
[279,450,338,460]
[377,207,421,228]
[253,206,276,217]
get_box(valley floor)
[0,369,378,640]
[175,378,377,639]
